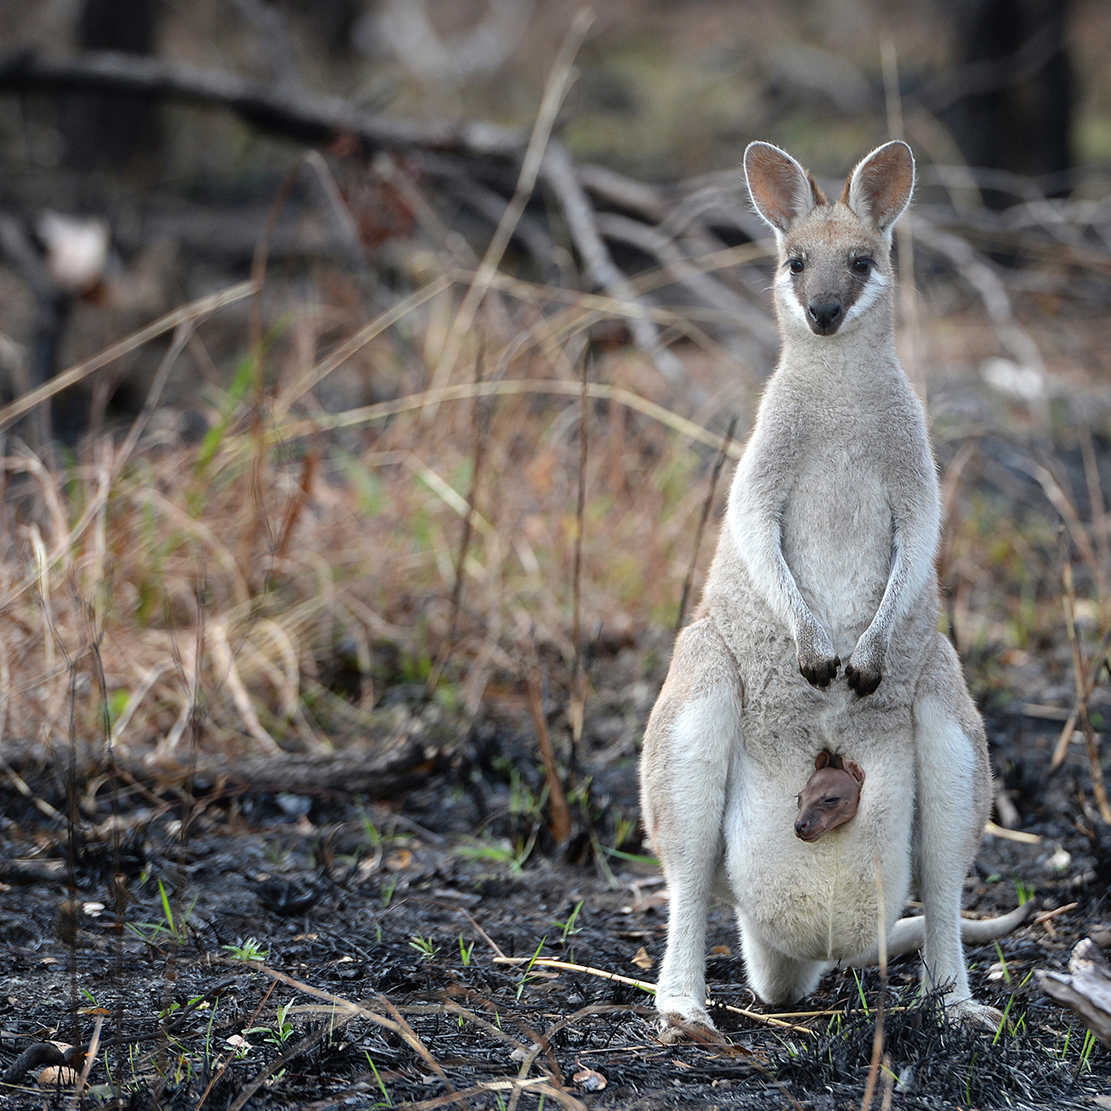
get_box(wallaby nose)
[807,297,842,335]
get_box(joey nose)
[807,297,842,335]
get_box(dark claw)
[845,664,882,697]
[800,655,840,689]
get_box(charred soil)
[1,680,1109,1111]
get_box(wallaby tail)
[850,900,1036,966]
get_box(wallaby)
[794,750,865,843]
[639,140,1031,1041]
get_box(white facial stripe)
[775,266,811,328]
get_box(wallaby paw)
[946,998,1006,1031]
[845,661,882,697]
[799,652,840,689]
[655,1009,725,1044]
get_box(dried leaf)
[572,1063,607,1091]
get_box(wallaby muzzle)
[807,296,843,335]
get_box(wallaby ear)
[813,750,831,770]
[745,142,826,234]
[844,759,865,786]
[841,140,915,234]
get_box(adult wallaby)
[639,140,1029,1041]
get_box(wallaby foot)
[655,1007,725,1045]
[946,997,1006,1031]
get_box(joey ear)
[841,140,915,234]
[813,750,831,770]
[744,142,825,233]
[844,759,865,786]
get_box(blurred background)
[2,0,1110,429]
[2,10,1111,1102]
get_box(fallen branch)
[0,48,687,381]
[1038,937,1111,1049]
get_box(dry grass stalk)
[0,282,255,433]
[859,862,888,1111]
[568,349,589,757]
[526,659,573,845]
[1050,622,1111,773]
[248,964,471,1111]
[407,1080,586,1111]
[491,955,814,1035]
[1060,542,1111,822]
[292,376,740,455]
[424,10,592,414]
[426,346,491,701]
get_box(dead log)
[0,48,702,379]
[1038,936,1111,1048]
[0,729,442,803]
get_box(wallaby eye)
[795,794,802,808]
[787,257,804,275]
[851,257,873,274]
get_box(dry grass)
[0,258,747,770]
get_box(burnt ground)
[1,691,1110,1111]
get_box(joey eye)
[787,257,804,275]
[795,794,802,808]
[851,257,873,275]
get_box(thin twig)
[1079,424,1111,612]
[405,1080,585,1111]
[426,348,491,700]
[860,861,888,1111]
[882,39,923,403]
[1049,624,1111,773]
[66,1013,103,1111]
[490,955,814,1034]
[525,656,572,845]
[569,348,589,764]
[249,963,472,1111]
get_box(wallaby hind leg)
[640,618,743,1038]
[736,914,826,1005]
[913,633,996,1024]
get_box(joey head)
[794,750,865,842]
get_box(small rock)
[37,1065,79,1087]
